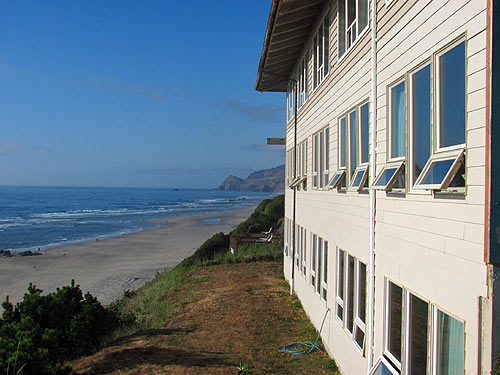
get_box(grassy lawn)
[73,246,339,375]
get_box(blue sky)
[0,1,284,188]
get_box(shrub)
[231,195,284,237]
[0,281,124,375]
[179,232,230,267]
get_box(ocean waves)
[0,187,274,252]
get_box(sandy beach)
[0,206,255,306]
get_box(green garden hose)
[279,308,330,355]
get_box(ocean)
[0,186,274,252]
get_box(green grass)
[112,265,190,331]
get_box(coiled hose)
[279,307,330,355]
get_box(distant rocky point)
[218,165,285,192]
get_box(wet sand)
[0,206,255,306]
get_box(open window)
[368,357,399,375]
[328,170,346,190]
[349,165,368,191]
[289,175,307,189]
[372,162,405,191]
[413,149,465,191]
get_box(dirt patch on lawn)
[73,261,338,375]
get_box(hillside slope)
[218,165,284,192]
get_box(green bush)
[179,232,229,267]
[231,195,284,237]
[0,281,125,375]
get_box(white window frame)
[353,260,366,353]
[349,164,368,191]
[372,161,405,191]
[338,0,370,60]
[430,306,465,375]
[312,127,330,190]
[434,38,467,154]
[369,357,399,375]
[298,52,309,109]
[384,279,403,370]
[321,240,328,303]
[358,101,370,166]
[335,248,345,323]
[413,148,465,191]
[328,170,346,190]
[313,12,330,90]
[311,233,317,287]
[302,227,307,276]
[286,81,295,123]
[387,77,407,163]
[382,280,466,375]
[408,60,433,191]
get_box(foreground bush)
[0,281,128,375]
[231,194,284,237]
[180,231,230,267]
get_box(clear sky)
[0,1,285,188]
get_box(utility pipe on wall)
[291,79,298,295]
[367,0,378,371]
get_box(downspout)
[291,80,298,295]
[367,0,377,371]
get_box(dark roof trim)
[255,0,327,93]
[255,0,281,92]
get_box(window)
[410,63,431,186]
[380,280,465,375]
[286,148,296,188]
[369,357,399,375]
[302,227,307,275]
[335,249,345,321]
[285,217,291,257]
[360,102,369,164]
[295,223,300,268]
[381,38,467,193]
[286,80,296,123]
[298,53,309,108]
[389,80,406,160]
[349,165,368,191]
[311,234,328,302]
[432,308,465,375]
[336,101,370,191]
[406,293,429,375]
[336,248,367,353]
[437,41,466,150]
[313,127,330,189]
[292,140,308,189]
[415,39,466,192]
[338,0,369,58]
[311,234,317,287]
[385,281,403,367]
[313,13,330,89]
[372,162,405,191]
[295,224,307,277]
[329,170,346,189]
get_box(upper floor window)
[338,0,369,58]
[291,139,308,189]
[375,38,467,193]
[313,127,330,189]
[286,80,296,123]
[330,100,369,191]
[313,13,330,90]
[298,53,309,109]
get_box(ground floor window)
[310,233,328,302]
[381,279,465,375]
[336,248,367,354]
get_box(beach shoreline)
[0,205,255,307]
